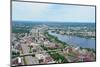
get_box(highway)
[20,43,39,65]
[19,48,63,57]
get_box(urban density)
[11,22,96,66]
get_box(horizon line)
[12,20,95,23]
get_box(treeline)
[12,28,30,33]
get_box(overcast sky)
[12,1,95,23]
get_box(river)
[48,31,95,50]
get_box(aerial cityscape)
[11,1,96,66]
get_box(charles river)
[48,31,95,50]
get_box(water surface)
[48,31,95,49]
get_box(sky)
[12,1,95,23]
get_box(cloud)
[12,1,95,22]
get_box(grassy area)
[40,45,68,63]
[23,57,27,65]
[29,47,32,53]
[47,51,68,63]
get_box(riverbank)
[50,30,95,39]
[44,31,69,48]
[48,30,95,50]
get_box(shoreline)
[45,31,95,52]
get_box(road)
[20,43,39,65]
[19,48,63,57]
